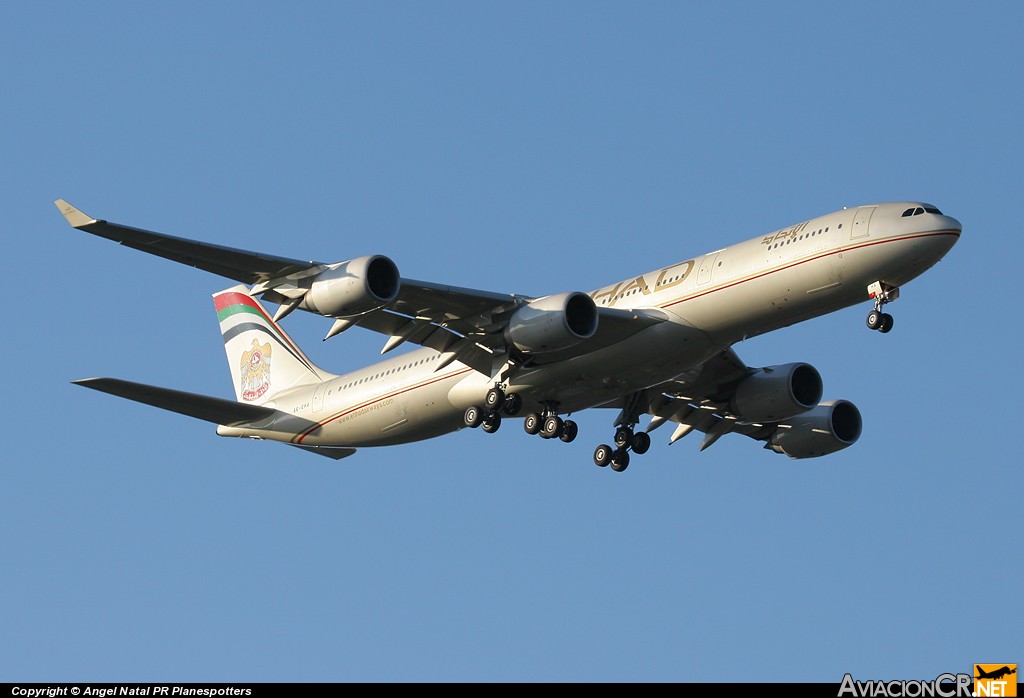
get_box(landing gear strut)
[866,281,899,334]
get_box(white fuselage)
[218,202,961,449]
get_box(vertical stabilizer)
[214,285,332,404]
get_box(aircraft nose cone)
[942,215,962,246]
[936,214,962,254]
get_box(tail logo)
[240,339,272,401]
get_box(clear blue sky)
[3,1,1020,682]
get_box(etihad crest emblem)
[240,338,272,401]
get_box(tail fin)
[214,285,332,404]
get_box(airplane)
[55,199,961,471]
[976,666,1017,681]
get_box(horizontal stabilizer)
[73,377,277,426]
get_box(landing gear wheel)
[559,420,578,443]
[484,387,505,411]
[541,415,564,439]
[610,449,630,472]
[866,282,900,333]
[631,431,651,455]
[464,406,483,428]
[593,444,612,467]
[502,393,523,416]
[866,310,882,331]
[481,412,502,433]
[523,412,542,435]
[614,426,634,449]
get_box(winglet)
[53,199,97,228]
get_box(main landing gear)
[523,407,578,444]
[866,281,899,334]
[591,392,652,473]
[593,424,651,473]
[464,386,524,435]
[465,385,578,448]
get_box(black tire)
[523,412,542,435]
[866,310,882,330]
[593,444,612,467]
[464,406,483,428]
[503,393,523,416]
[559,419,578,443]
[610,449,630,472]
[614,426,634,449]
[879,313,894,334]
[632,431,651,454]
[482,412,502,433]
[484,387,505,411]
[541,415,563,439]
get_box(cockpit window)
[903,205,942,217]
[905,202,942,215]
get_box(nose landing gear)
[866,281,899,334]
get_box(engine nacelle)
[505,292,598,353]
[303,255,400,317]
[730,362,823,422]
[768,399,863,459]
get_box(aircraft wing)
[347,304,666,374]
[386,278,523,328]
[57,200,665,376]
[602,348,859,458]
[54,199,323,285]
[55,199,519,315]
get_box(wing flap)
[391,278,520,325]
[639,348,775,449]
[351,310,497,374]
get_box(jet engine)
[768,400,862,458]
[302,255,400,317]
[730,362,823,422]
[505,292,598,353]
